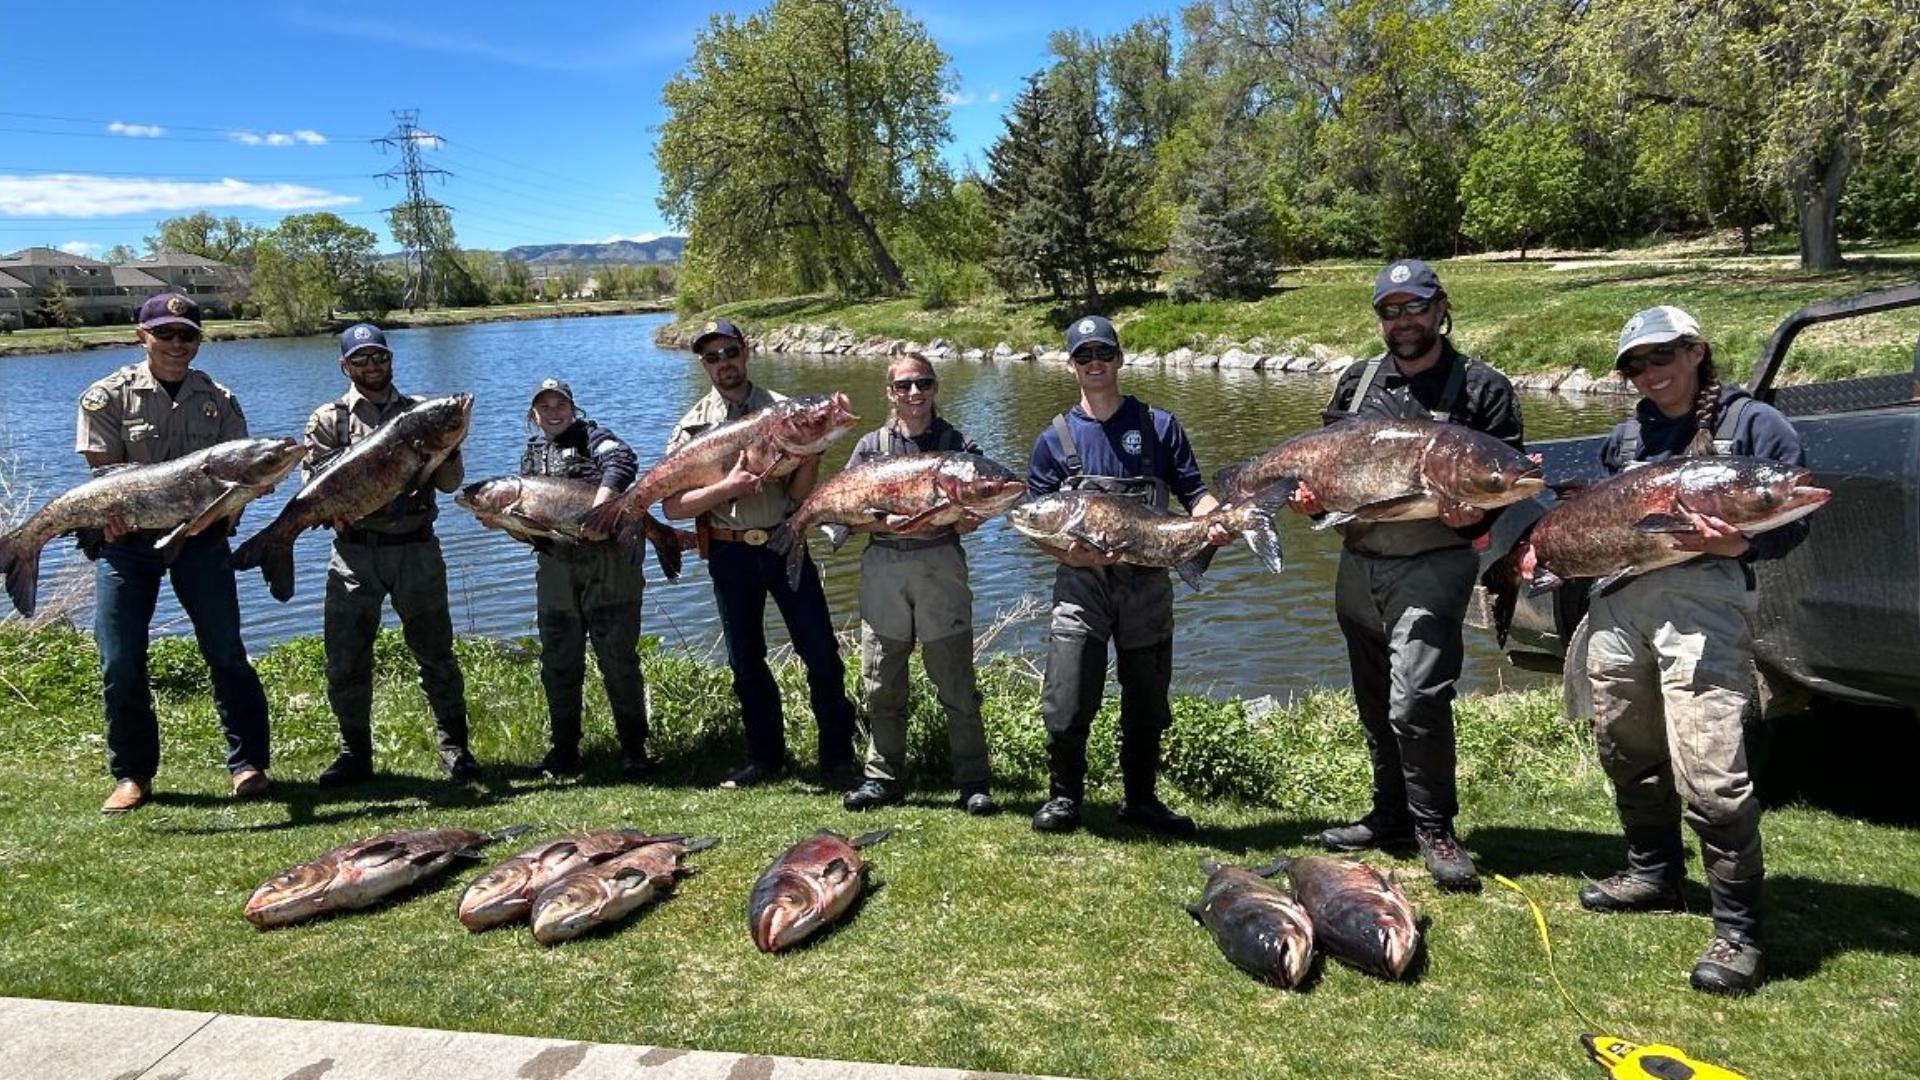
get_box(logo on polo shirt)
[1122,430,1143,455]
[1389,264,1411,284]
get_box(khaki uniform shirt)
[666,384,793,530]
[304,385,463,534]
[74,362,247,465]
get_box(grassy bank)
[0,624,1915,1078]
[0,298,672,358]
[668,252,1920,383]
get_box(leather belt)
[708,525,772,546]
[341,525,435,548]
[869,533,958,552]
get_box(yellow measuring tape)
[1492,874,1751,1080]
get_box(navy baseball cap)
[691,317,744,354]
[1065,314,1119,354]
[1372,259,1444,305]
[138,292,201,330]
[339,323,389,358]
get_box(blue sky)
[0,1,1171,258]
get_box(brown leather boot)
[230,767,272,799]
[101,779,150,814]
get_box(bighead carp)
[748,828,890,952]
[245,824,525,929]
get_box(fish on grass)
[1007,491,1285,591]
[749,828,891,953]
[245,825,527,929]
[581,393,860,545]
[458,829,682,931]
[1214,418,1543,527]
[1520,457,1830,594]
[528,836,718,945]
[455,475,690,581]
[1187,858,1316,989]
[0,437,306,617]
[765,452,1027,588]
[230,394,473,602]
[1274,854,1420,981]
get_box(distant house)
[110,266,168,319]
[128,251,247,317]
[0,268,29,329]
[0,247,120,324]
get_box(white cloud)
[941,91,977,107]
[107,121,165,138]
[408,132,443,150]
[601,232,663,243]
[0,175,358,217]
[987,89,1002,104]
[232,129,329,147]
[59,241,100,256]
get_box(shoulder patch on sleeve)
[80,386,111,412]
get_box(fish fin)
[0,532,40,618]
[1189,544,1220,576]
[1064,524,1121,558]
[1312,510,1357,530]
[488,824,531,842]
[821,521,853,550]
[1185,902,1206,924]
[579,496,628,540]
[1198,857,1222,874]
[1632,512,1696,534]
[1173,557,1207,592]
[681,836,721,855]
[1239,506,1285,574]
[772,524,807,592]
[1525,569,1564,597]
[229,533,296,603]
[849,827,893,849]
[88,463,139,478]
[1594,567,1637,594]
[1248,857,1289,879]
[765,520,797,555]
[1351,492,1431,521]
[157,487,249,565]
[884,503,949,533]
[822,857,853,882]
[73,528,107,561]
[641,512,683,582]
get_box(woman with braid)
[1525,306,1808,996]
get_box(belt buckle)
[742,527,770,547]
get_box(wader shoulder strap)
[1713,396,1752,455]
[1437,355,1469,418]
[1136,400,1157,477]
[1346,359,1384,416]
[1618,419,1642,465]
[882,426,906,456]
[938,425,965,452]
[1052,412,1080,476]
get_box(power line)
[0,110,383,140]
[374,109,456,310]
[0,165,370,180]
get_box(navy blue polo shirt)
[1027,396,1208,511]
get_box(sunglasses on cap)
[700,344,744,364]
[1617,342,1689,378]
[345,350,392,368]
[1071,345,1119,365]
[1374,297,1435,320]
[889,376,937,393]
[148,325,200,343]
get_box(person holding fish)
[1517,306,1810,996]
[661,318,861,792]
[836,351,999,816]
[1025,315,1232,838]
[512,377,651,781]
[305,324,476,788]
[71,292,274,813]
[1299,259,1525,892]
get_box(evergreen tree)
[1166,147,1280,301]
[983,75,1062,298]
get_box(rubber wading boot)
[843,779,903,812]
[1319,810,1416,853]
[1032,796,1081,833]
[1579,872,1683,913]
[316,730,374,789]
[1118,797,1197,837]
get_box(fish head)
[457,860,537,929]
[203,437,308,489]
[529,875,606,943]
[1006,493,1080,541]
[1681,461,1831,533]
[1273,897,1316,987]
[408,394,476,452]
[748,867,830,952]
[243,859,338,928]
[1428,430,1544,508]
[772,393,861,455]
[455,477,517,514]
[941,456,1028,517]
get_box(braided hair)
[1684,341,1722,456]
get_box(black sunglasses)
[1374,297,1435,320]
[148,325,200,343]
[889,376,937,393]
[700,344,744,364]
[1617,342,1688,378]
[1071,345,1119,365]
[345,350,392,368]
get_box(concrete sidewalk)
[0,997,1064,1080]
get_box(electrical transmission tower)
[374,109,453,311]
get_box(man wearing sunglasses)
[304,323,476,788]
[1296,258,1524,891]
[1025,314,1229,837]
[76,292,273,813]
[662,318,858,791]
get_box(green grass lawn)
[673,253,1920,383]
[0,625,1915,1079]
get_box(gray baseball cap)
[1615,306,1701,363]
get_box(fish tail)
[849,827,893,849]
[642,512,684,582]
[1239,505,1285,575]
[488,824,532,842]
[1248,855,1290,879]
[770,524,807,592]
[682,836,721,855]
[1212,461,1249,500]
[765,519,796,556]
[0,531,42,618]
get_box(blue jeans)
[708,539,856,769]
[95,531,270,781]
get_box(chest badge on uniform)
[203,401,220,420]
[1122,430,1144,454]
[81,387,111,412]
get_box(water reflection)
[0,313,1629,698]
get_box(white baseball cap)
[1615,306,1701,363]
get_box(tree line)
[657,0,1920,311]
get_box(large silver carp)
[1278,853,1421,981]
[455,475,688,581]
[748,828,890,953]
[1187,858,1316,989]
[457,829,668,931]
[0,437,306,617]
[244,824,525,929]
[527,835,717,945]
[1007,491,1284,590]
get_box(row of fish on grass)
[0,389,1830,618]
[242,823,890,952]
[1189,854,1421,988]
